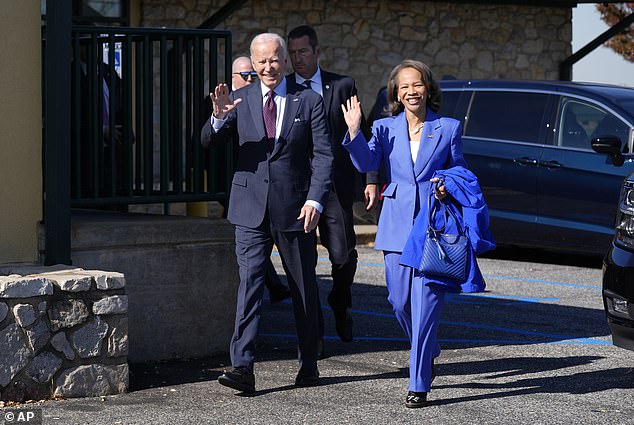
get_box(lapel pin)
[428,134,434,138]
[325,84,330,90]
[293,98,299,102]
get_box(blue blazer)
[201,81,333,231]
[343,109,466,252]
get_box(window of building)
[41,0,129,26]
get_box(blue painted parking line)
[482,273,600,290]
[456,294,560,304]
[275,251,601,290]
[267,252,606,345]
[258,333,610,346]
[440,320,609,344]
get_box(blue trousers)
[384,251,446,392]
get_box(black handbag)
[420,180,469,281]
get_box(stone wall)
[141,0,572,110]
[0,266,128,402]
[56,211,238,363]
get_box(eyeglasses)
[234,71,258,81]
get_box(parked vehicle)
[433,80,634,255]
[602,174,634,350]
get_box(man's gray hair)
[250,33,287,60]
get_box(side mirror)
[592,136,624,166]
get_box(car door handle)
[540,160,562,169]
[513,157,539,166]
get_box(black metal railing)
[69,26,232,207]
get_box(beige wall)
[141,0,572,111]
[0,0,42,263]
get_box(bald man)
[231,56,258,91]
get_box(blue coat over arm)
[400,166,496,293]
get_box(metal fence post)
[44,0,72,265]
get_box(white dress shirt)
[294,68,324,98]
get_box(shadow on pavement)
[429,358,634,406]
[130,272,611,392]
[480,246,604,269]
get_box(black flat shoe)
[295,369,320,387]
[405,391,428,408]
[218,367,255,393]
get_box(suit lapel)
[321,71,334,116]
[274,91,301,156]
[414,110,443,178]
[391,113,415,177]
[246,84,266,139]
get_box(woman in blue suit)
[341,60,466,408]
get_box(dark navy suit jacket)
[288,71,378,211]
[201,80,333,232]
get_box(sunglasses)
[234,71,258,81]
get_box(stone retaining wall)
[141,0,572,110]
[0,266,128,402]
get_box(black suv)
[603,174,634,350]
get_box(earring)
[397,96,402,102]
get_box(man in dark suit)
[203,55,292,303]
[282,25,378,343]
[72,38,127,200]
[201,33,333,393]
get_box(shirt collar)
[295,67,322,87]
[260,78,286,98]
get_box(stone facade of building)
[141,0,572,109]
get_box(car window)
[464,91,548,143]
[557,98,630,151]
[439,91,460,119]
[557,100,591,149]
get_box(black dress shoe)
[218,367,255,393]
[328,294,353,342]
[295,369,320,387]
[333,309,353,342]
[269,286,291,304]
[405,391,428,408]
[317,338,326,360]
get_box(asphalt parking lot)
[13,245,634,424]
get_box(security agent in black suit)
[72,39,127,198]
[277,25,379,344]
[201,33,333,393]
